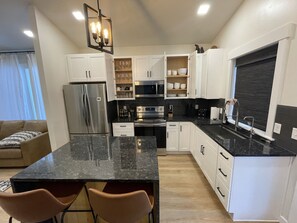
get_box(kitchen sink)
[202,125,247,140]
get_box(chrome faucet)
[244,116,255,139]
[222,99,240,131]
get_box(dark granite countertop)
[11,136,159,182]
[198,125,295,157]
[111,115,295,157]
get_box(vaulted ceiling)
[0,0,243,52]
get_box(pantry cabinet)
[133,55,164,81]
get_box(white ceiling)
[0,0,243,51]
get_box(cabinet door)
[149,56,164,80]
[203,137,218,189]
[179,122,191,151]
[201,49,224,99]
[166,122,179,152]
[105,54,115,101]
[194,127,206,168]
[134,56,150,81]
[190,123,196,155]
[88,54,107,81]
[189,53,203,98]
[67,55,89,82]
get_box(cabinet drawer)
[218,146,234,168]
[217,157,233,189]
[112,123,134,130]
[166,122,179,129]
[113,129,134,137]
[215,177,230,210]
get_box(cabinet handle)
[180,125,182,132]
[85,71,88,78]
[219,168,227,177]
[220,152,229,160]
[150,71,152,77]
[120,125,127,127]
[121,134,127,136]
[88,71,91,78]
[167,132,169,138]
[147,71,149,77]
[195,89,197,95]
[201,145,205,155]
[169,124,176,127]
[217,187,225,198]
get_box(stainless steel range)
[134,106,166,155]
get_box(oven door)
[134,123,166,154]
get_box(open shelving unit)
[165,55,189,99]
[114,58,134,99]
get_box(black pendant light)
[83,0,113,54]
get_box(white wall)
[213,0,297,107]
[212,1,297,222]
[30,6,79,150]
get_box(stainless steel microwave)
[134,81,164,98]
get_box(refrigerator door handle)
[82,93,88,126]
[85,90,95,132]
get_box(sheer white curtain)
[0,52,46,120]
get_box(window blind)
[234,44,278,131]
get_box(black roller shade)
[234,44,278,131]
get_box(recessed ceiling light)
[72,11,85,21]
[23,30,34,38]
[197,4,210,16]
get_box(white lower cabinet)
[190,124,292,221]
[166,122,179,152]
[112,123,134,137]
[166,122,191,152]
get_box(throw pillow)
[0,131,42,149]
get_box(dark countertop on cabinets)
[112,115,295,157]
[166,116,295,157]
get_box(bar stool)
[0,183,84,223]
[88,185,154,223]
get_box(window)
[0,53,46,120]
[233,44,278,131]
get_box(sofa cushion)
[0,148,22,159]
[0,131,42,148]
[23,120,48,133]
[0,121,25,140]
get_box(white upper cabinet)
[66,53,115,101]
[67,53,107,82]
[133,55,164,81]
[189,52,203,98]
[200,49,225,99]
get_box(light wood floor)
[0,155,275,223]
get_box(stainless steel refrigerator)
[63,83,110,136]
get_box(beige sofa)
[0,120,52,167]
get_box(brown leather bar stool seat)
[0,183,84,223]
[88,184,154,223]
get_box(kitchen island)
[10,135,159,222]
